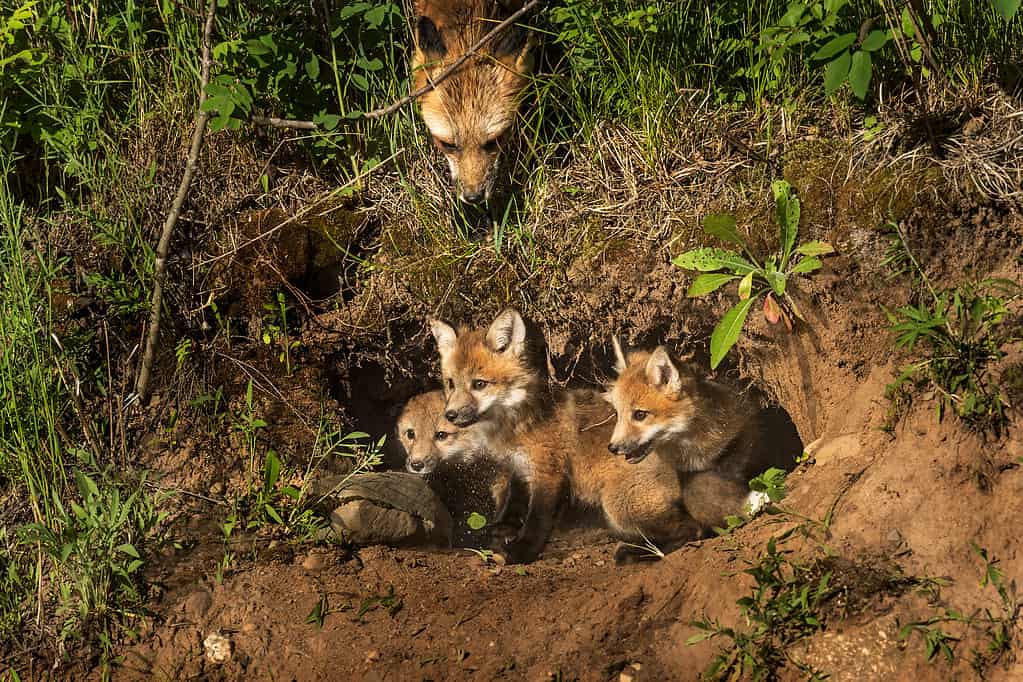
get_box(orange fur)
[411,0,535,203]
[430,311,700,563]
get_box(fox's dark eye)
[482,138,500,153]
[436,137,458,152]
[434,431,449,441]
[446,377,454,390]
[471,379,489,391]
[632,409,649,422]
[405,429,415,440]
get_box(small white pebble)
[203,632,232,664]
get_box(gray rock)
[315,472,453,548]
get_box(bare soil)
[82,182,1023,682]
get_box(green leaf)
[466,512,487,530]
[861,29,888,52]
[686,631,716,645]
[263,450,282,490]
[702,213,743,245]
[364,4,391,27]
[772,180,799,265]
[305,596,326,628]
[789,256,822,274]
[687,274,738,297]
[824,50,851,95]
[264,504,284,525]
[766,270,786,295]
[849,50,872,99]
[992,0,1022,19]
[710,297,756,369]
[812,32,856,60]
[116,543,141,558]
[672,248,757,275]
[795,240,834,256]
[305,55,320,80]
[737,272,753,300]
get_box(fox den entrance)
[336,308,805,564]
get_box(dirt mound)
[95,188,1023,681]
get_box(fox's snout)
[459,187,485,204]
[445,406,478,427]
[406,455,435,475]
[608,440,636,456]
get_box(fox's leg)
[678,471,751,529]
[490,471,512,524]
[601,476,702,565]
[492,474,563,564]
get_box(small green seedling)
[674,180,834,368]
[749,467,788,504]
[466,512,488,530]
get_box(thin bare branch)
[135,0,218,403]
[251,115,319,130]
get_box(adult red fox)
[411,1,535,204]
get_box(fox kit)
[396,390,513,525]
[411,0,535,204]
[605,341,798,525]
[430,309,701,563]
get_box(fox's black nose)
[608,443,620,455]
[409,460,425,473]
[460,190,484,204]
[444,409,458,423]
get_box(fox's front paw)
[491,536,540,565]
[488,522,520,548]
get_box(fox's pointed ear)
[611,336,627,375]
[646,347,682,394]
[415,16,446,60]
[486,308,526,355]
[429,318,458,356]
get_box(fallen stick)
[134,0,217,403]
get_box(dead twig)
[135,0,217,403]
[251,115,319,130]
[362,0,540,119]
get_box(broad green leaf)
[860,29,888,52]
[703,213,743,245]
[305,55,320,80]
[264,450,282,490]
[992,0,1022,19]
[686,631,716,645]
[710,297,756,369]
[116,543,141,559]
[824,50,851,95]
[738,272,753,300]
[790,256,822,274]
[672,248,757,275]
[364,4,391,27]
[264,504,284,525]
[812,32,856,60]
[772,180,799,266]
[766,270,786,295]
[687,274,738,297]
[351,73,370,91]
[795,240,834,256]
[849,50,872,99]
